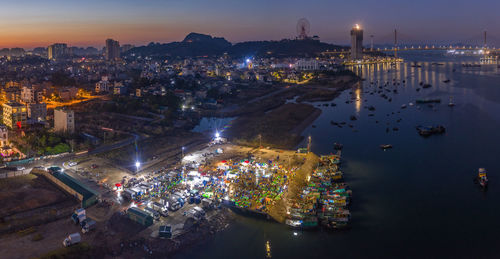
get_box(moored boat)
[478,168,488,188]
[416,99,441,104]
[448,96,455,107]
[380,144,393,150]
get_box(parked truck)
[71,208,86,224]
[151,202,168,217]
[144,207,160,221]
[81,219,96,233]
[63,233,81,247]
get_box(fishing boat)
[416,99,441,104]
[443,79,451,83]
[422,84,432,89]
[478,168,488,188]
[416,125,446,137]
[380,144,393,150]
[401,104,407,109]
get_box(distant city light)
[246,58,251,63]
[135,161,140,168]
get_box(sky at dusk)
[1,0,499,48]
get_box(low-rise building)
[113,82,127,95]
[21,86,43,104]
[0,126,8,147]
[295,59,319,71]
[54,108,75,133]
[2,102,27,129]
[95,76,110,93]
[27,102,47,122]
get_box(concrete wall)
[0,170,30,179]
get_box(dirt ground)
[71,156,130,188]
[0,174,70,217]
[0,216,92,259]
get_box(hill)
[126,33,344,58]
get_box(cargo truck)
[81,219,96,233]
[63,233,81,247]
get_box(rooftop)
[50,169,98,201]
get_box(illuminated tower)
[350,24,364,60]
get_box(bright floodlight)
[246,58,251,63]
[135,161,140,168]
[215,131,220,138]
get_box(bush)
[32,233,44,241]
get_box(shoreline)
[224,75,359,149]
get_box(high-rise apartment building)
[48,43,68,60]
[350,24,364,60]
[105,39,120,61]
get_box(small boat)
[448,96,455,107]
[478,168,488,188]
[265,240,272,258]
[380,144,393,150]
[416,99,441,104]
[416,125,446,137]
[443,79,451,83]
[422,84,432,89]
[401,104,407,109]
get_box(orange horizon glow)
[0,22,193,49]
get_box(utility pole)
[370,35,374,51]
[484,30,487,49]
[394,29,398,58]
[307,136,311,153]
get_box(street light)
[215,131,220,139]
[182,146,185,159]
[135,161,140,172]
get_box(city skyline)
[1,0,499,48]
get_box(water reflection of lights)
[355,88,362,113]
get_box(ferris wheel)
[296,18,311,40]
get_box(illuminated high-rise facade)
[350,24,363,60]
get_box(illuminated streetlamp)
[135,161,140,172]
